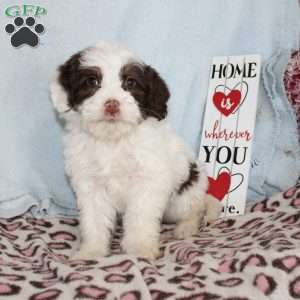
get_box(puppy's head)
[51,42,169,139]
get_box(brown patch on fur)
[120,63,170,120]
[178,162,199,195]
[58,52,102,109]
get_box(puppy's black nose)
[104,99,120,116]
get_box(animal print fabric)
[0,183,300,300]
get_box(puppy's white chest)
[95,142,140,210]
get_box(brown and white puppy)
[51,41,220,260]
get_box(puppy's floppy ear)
[144,65,170,120]
[50,52,82,114]
[50,70,70,114]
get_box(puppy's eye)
[125,77,138,89]
[85,77,100,87]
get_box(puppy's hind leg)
[204,194,222,225]
[164,163,208,239]
[173,184,206,239]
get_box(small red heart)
[207,172,231,201]
[213,89,241,116]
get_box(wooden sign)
[199,55,261,217]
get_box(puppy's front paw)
[122,238,160,260]
[71,246,108,261]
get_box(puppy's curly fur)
[50,42,220,260]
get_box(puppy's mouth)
[103,111,121,122]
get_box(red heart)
[213,89,241,116]
[207,172,231,201]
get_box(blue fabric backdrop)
[0,0,299,217]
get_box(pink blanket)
[0,184,299,299]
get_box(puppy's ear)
[144,66,170,120]
[50,70,69,114]
[50,52,81,114]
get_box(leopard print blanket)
[0,183,299,300]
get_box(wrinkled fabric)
[0,185,299,299]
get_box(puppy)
[50,42,220,260]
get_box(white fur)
[50,41,220,260]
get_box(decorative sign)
[199,55,261,217]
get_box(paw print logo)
[5,16,44,47]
